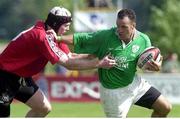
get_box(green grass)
[10,102,180,117]
[0,39,9,44]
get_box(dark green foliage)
[149,0,180,58]
[0,0,73,39]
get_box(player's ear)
[130,22,136,29]
[132,22,136,27]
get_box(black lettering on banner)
[51,81,100,99]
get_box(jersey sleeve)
[73,31,103,55]
[37,32,68,64]
[57,42,70,54]
[144,34,151,48]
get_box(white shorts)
[100,76,152,118]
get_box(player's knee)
[33,103,52,116]
[162,102,172,115]
[40,103,52,115]
[154,101,172,116]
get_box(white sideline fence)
[141,73,180,104]
[47,73,180,104]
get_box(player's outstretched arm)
[46,30,73,45]
[58,53,116,70]
[45,30,115,69]
[58,35,74,45]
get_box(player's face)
[57,22,71,35]
[116,16,135,43]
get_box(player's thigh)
[151,95,172,112]
[25,89,51,111]
[0,69,22,117]
[15,77,51,110]
[100,85,133,117]
[135,86,161,109]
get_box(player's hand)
[147,56,163,71]
[98,55,117,69]
[46,29,58,39]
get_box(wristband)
[57,36,62,41]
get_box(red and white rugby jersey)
[0,21,70,77]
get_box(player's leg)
[25,89,51,117]
[0,69,21,117]
[151,94,171,117]
[134,78,171,117]
[100,84,133,118]
[0,79,11,117]
[15,77,52,117]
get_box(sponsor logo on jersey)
[107,48,129,69]
[114,56,129,69]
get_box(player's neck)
[123,29,136,44]
[130,29,136,40]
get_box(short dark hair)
[117,9,136,22]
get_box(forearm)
[69,53,96,60]
[60,53,98,70]
[58,34,74,45]
[46,30,73,45]
[63,58,100,70]
[57,53,116,70]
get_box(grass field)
[11,102,180,117]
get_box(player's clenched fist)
[98,55,117,69]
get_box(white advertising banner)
[73,11,117,32]
[47,76,100,102]
[46,74,180,104]
[141,73,180,104]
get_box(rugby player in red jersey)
[0,6,116,117]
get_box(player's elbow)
[58,55,69,65]
[58,58,75,70]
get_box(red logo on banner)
[47,76,100,102]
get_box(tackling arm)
[58,53,116,70]
[56,32,116,70]
[46,29,74,44]
[59,35,74,45]
[46,30,112,69]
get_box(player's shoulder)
[32,21,46,39]
[137,30,150,41]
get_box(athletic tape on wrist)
[57,36,62,41]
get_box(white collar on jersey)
[115,29,139,49]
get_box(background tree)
[149,0,180,58]
[0,0,73,39]
[0,0,17,39]
[124,0,164,31]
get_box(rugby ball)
[137,47,161,70]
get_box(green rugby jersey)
[73,27,151,89]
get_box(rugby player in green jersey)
[60,9,172,117]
